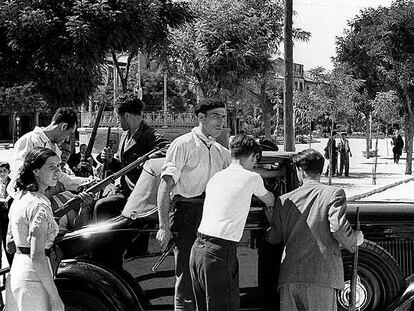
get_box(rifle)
[349,206,360,311]
[98,126,112,198]
[152,241,176,272]
[101,126,112,179]
[53,146,168,218]
[84,102,107,160]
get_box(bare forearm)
[157,180,172,229]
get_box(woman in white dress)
[6,147,64,311]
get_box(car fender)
[385,275,414,311]
[55,259,145,311]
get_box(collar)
[33,126,52,145]
[127,121,144,140]
[191,126,216,148]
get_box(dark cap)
[194,98,226,115]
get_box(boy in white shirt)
[190,134,275,311]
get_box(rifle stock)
[53,146,168,218]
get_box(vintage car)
[4,150,413,311]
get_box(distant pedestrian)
[324,132,338,176]
[392,130,404,164]
[338,133,352,177]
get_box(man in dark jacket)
[94,93,169,221]
[90,93,169,270]
[392,130,404,164]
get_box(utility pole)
[284,0,295,151]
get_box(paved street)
[283,137,414,201]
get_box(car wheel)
[60,287,114,311]
[337,240,406,311]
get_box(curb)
[348,175,414,201]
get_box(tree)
[169,0,309,138]
[0,0,193,108]
[336,0,414,174]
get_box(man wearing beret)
[156,98,231,311]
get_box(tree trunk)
[308,120,312,149]
[260,81,272,139]
[283,0,294,151]
[365,114,370,159]
[404,90,414,174]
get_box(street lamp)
[15,115,21,142]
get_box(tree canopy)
[335,0,414,173]
[0,0,193,108]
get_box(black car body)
[49,151,414,310]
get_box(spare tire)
[337,240,406,311]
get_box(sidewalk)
[286,137,414,201]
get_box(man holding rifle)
[156,98,231,311]
[95,93,169,222]
[8,107,94,198]
[267,149,364,311]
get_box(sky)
[292,0,395,71]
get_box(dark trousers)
[393,148,402,163]
[339,153,350,176]
[190,234,239,311]
[0,200,13,265]
[170,199,203,311]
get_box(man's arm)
[328,188,363,252]
[257,191,275,222]
[156,175,175,250]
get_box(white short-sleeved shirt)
[198,163,268,242]
[8,127,87,197]
[161,127,231,198]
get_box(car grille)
[378,240,414,277]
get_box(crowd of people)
[324,132,352,177]
[0,94,364,311]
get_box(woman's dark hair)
[293,149,325,175]
[230,134,262,159]
[15,147,57,192]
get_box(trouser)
[339,153,349,176]
[393,148,402,163]
[170,197,204,311]
[0,200,13,265]
[280,283,337,311]
[190,233,239,311]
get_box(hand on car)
[156,227,173,251]
[100,147,113,163]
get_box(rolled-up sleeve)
[328,188,357,252]
[161,141,186,184]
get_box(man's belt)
[172,194,205,205]
[16,246,51,257]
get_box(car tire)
[337,240,406,311]
[59,286,115,311]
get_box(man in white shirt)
[8,107,92,200]
[190,134,274,311]
[156,98,231,311]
